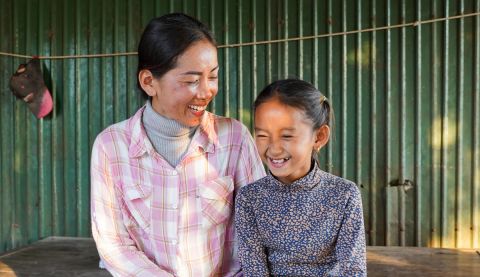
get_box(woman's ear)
[138,69,158,97]
[314,125,330,152]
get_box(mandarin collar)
[267,161,323,191]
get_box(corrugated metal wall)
[1,0,479,254]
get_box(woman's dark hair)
[254,79,334,163]
[137,13,216,98]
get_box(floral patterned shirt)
[235,162,367,276]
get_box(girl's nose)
[267,140,283,155]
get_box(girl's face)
[254,98,328,184]
[141,39,219,127]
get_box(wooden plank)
[368,246,480,276]
[0,237,110,277]
[0,237,479,276]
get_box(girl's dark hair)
[137,13,216,98]
[254,79,334,163]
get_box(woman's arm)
[233,124,266,187]
[90,137,173,277]
[235,187,270,277]
[223,123,266,276]
[333,185,367,276]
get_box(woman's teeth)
[188,105,206,111]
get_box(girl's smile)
[267,156,291,168]
[254,98,327,184]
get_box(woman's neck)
[143,100,196,137]
[142,100,197,167]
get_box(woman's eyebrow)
[180,65,219,76]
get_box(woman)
[90,13,265,276]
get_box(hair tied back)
[320,95,328,105]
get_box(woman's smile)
[148,39,219,127]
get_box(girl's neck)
[272,159,316,185]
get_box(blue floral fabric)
[235,162,367,276]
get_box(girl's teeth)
[271,158,289,164]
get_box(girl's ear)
[138,69,158,97]
[314,125,330,151]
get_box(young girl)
[235,79,367,276]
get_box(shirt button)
[171,239,178,245]
[172,171,178,176]
[170,203,178,209]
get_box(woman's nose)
[197,79,216,99]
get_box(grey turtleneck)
[142,100,198,167]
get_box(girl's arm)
[90,138,173,277]
[235,187,270,277]
[333,185,367,276]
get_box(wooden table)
[1,237,479,276]
[0,237,109,277]
[367,246,480,277]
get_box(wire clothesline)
[0,11,479,60]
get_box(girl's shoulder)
[237,176,272,197]
[317,170,361,198]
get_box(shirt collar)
[128,105,152,158]
[268,161,323,191]
[189,111,217,154]
[128,105,217,158]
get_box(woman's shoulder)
[204,112,252,146]
[93,107,144,148]
[207,112,249,133]
[95,119,131,143]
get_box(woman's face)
[149,39,219,127]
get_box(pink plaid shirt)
[91,106,265,277]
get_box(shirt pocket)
[197,176,235,228]
[121,181,152,231]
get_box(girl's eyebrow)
[180,65,219,76]
[254,127,296,132]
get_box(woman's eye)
[185,80,200,85]
[209,76,218,81]
[256,134,267,138]
[282,135,293,139]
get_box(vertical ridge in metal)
[473,0,480,248]
[327,0,333,172]
[414,0,422,247]
[370,0,378,246]
[385,0,392,246]
[441,0,450,248]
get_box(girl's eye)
[209,76,218,81]
[256,134,267,138]
[282,135,293,139]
